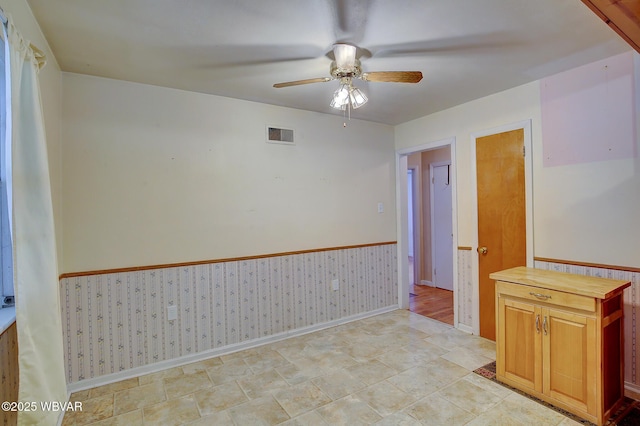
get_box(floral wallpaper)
[456,249,473,329]
[60,244,398,384]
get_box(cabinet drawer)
[496,281,595,312]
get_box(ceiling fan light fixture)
[330,79,351,109]
[349,86,368,109]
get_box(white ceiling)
[26,0,631,125]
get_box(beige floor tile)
[85,409,143,426]
[163,370,213,399]
[387,365,448,398]
[206,357,253,385]
[460,335,497,359]
[181,356,223,374]
[273,381,332,418]
[62,394,114,425]
[346,359,398,385]
[380,327,431,346]
[355,381,416,417]
[373,411,423,425]
[558,417,585,425]
[138,366,183,385]
[498,392,567,425]
[244,349,290,373]
[462,372,512,399]
[68,389,91,402]
[463,408,525,426]
[375,347,439,372]
[420,357,471,388]
[316,395,383,425]
[339,341,387,361]
[281,410,331,425]
[426,328,477,350]
[87,378,139,398]
[193,381,248,415]
[237,368,290,399]
[228,395,291,425]
[440,346,494,371]
[292,350,357,375]
[184,410,234,425]
[273,341,310,362]
[407,316,453,335]
[113,381,166,415]
[276,363,321,385]
[404,394,475,425]
[142,395,200,426]
[436,376,504,415]
[312,370,367,400]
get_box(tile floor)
[62,310,582,425]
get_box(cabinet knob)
[477,246,488,255]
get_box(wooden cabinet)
[491,267,630,426]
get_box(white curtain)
[7,17,67,426]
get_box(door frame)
[396,137,458,326]
[407,167,420,285]
[470,120,534,336]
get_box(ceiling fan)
[273,43,423,111]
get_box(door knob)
[477,246,488,255]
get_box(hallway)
[408,256,454,325]
[409,284,454,326]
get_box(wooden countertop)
[490,266,630,299]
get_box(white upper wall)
[396,73,640,268]
[61,73,396,273]
[0,0,63,268]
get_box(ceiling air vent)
[266,126,295,145]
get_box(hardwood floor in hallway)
[408,256,454,325]
[409,284,454,326]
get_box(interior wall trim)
[59,241,398,279]
[534,257,640,274]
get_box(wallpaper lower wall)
[534,260,640,393]
[60,244,398,384]
[457,249,473,329]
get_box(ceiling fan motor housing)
[330,59,362,80]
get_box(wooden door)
[497,297,541,392]
[477,129,526,340]
[543,308,597,415]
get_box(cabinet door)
[542,308,597,415]
[497,297,542,392]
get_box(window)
[0,21,13,308]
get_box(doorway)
[398,139,457,326]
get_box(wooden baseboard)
[625,381,640,401]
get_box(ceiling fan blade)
[361,71,423,83]
[273,77,332,88]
